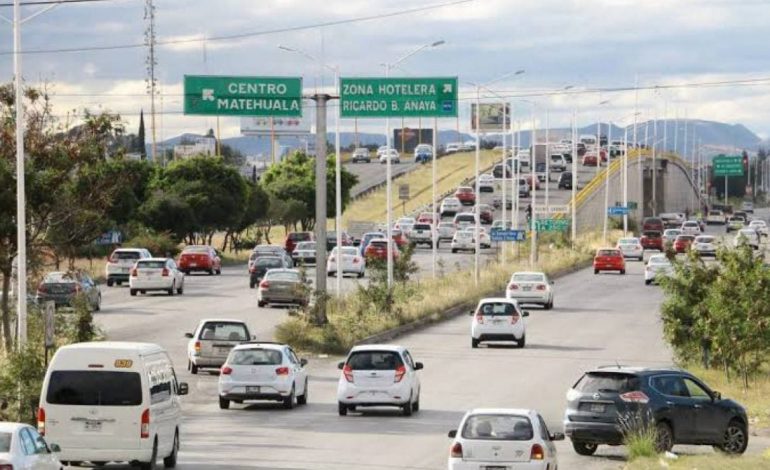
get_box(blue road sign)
[607,206,630,216]
[491,230,527,242]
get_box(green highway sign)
[184,75,303,117]
[535,218,571,232]
[713,155,744,177]
[339,77,458,118]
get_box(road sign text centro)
[340,77,458,118]
[184,75,303,117]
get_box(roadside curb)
[356,257,593,346]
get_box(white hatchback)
[129,258,185,296]
[749,219,768,237]
[471,298,529,348]
[327,246,366,278]
[616,237,644,261]
[644,254,674,285]
[693,235,718,257]
[336,345,423,417]
[440,198,463,217]
[505,272,554,310]
[447,409,563,470]
[734,228,760,249]
[680,220,702,235]
[0,422,63,470]
[218,343,309,410]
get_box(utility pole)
[311,93,330,324]
[13,0,27,346]
[144,0,158,163]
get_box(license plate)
[217,347,231,354]
[122,268,129,273]
[483,466,507,470]
[190,263,197,267]
[590,404,606,413]
[522,286,532,291]
[246,386,260,393]
[84,421,102,432]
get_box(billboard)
[241,116,311,136]
[471,103,511,131]
[392,128,434,153]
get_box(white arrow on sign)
[443,83,453,93]
[202,89,215,101]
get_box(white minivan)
[38,342,188,469]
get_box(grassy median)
[276,231,612,354]
[626,451,770,470]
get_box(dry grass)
[342,150,503,224]
[626,451,770,470]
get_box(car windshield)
[456,215,475,222]
[295,242,315,251]
[137,260,166,269]
[369,241,387,248]
[619,238,639,245]
[112,251,141,261]
[462,414,533,441]
[664,230,681,236]
[684,222,698,227]
[43,272,77,283]
[332,247,359,256]
[456,232,472,239]
[574,372,640,394]
[643,231,661,238]
[676,236,694,242]
[512,273,545,282]
[597,250,620,257]
[230,349,282,366]
[200,322,249,341]
[289,233,311,241]
[346,351,403,371]
[413,224,431,230]
[256,258,283,267]
[649,256,671,265]
[478,302,518,316]
[0,432,10,452]
[46,371,142,406]
[266,271,301,282]
[696,236,715,243]
[183,246,210,254]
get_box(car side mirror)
[468,310,475,316]
[337,361,345,370]
[300,358,308,367]
[178,382,189,396]
[448,430,457,438]
[713,390,722,401]
[522,311,530,317]
[49,443,61,453]
[550,432,565,441]
[550,281,555,285]
[184,333,193,339]
[251,335,257,340]
[414,362,424,370]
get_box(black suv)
[563,366,748,456]
[558,172,573,190]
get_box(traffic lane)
[163,258,672,470]
[347,160,418,197]
[97,265,290,372]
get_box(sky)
[2,0,770,143]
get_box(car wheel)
[412,393,420,412]
[402,396,413,417]
[593,269,599,275]
[258,300,267,308]
[716,419,748,454]
[168,282,175,296]
[655,422,674,453]
[141,290,147,295]
[338,402,348,416]
[130,289,137,296]
[218,396,230,410]
[189,361,198,375]
[645,279,652,285]
[177,283,183,295]
[452,249,457,253]
[620,269,626,275]
[571,440,598,456]
[517,334,526,348]
[94,295,101,312]
[163,430,179,468]
[107,279,114,287]
[471,338,479,348]
[250,280,256,289]
[216,268,222,275]
[544,300,552,310]
[358,271,365,279]
[138,439,158,470]
[297,380,309,405]
[208,269,214,276]
[283,385,297,409]
[117,281,123,286]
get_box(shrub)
[619,410,659,460]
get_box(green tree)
[223,182,270,251]
[136,109,146,158]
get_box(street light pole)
[474,86,481,285]
[13,0,27,346]
[334,68,342,297]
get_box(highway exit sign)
[535,218,571,232]
[713,155,744,177]
[184,75,303,117]
[339,77,458,118]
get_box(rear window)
[696,236,715,243]
[111,251,141,261]
[597,250,621,257]
[619,238,639,245]
[230,349,282,366]
[462,414,534,441]
[137,260,166,269]
[644,218,662,225]
[369,241,387,248]
[0,432,10,452]
[676,235,694,242]
[455,214,475,222]
[478,302,518,316]
[46,371,142,406]
[574,372,641,394]
[512,273,544,282]
[347,351,403,371]
[200,322,249,341]
[289,233,312,241]
[265,271,300,282]
[413,224,431,230]
[295,242,315,251]
[43,272,75,283]
[648,256,670,265]
[183,246,210,254]
[643,231,661,238]
[457,187,473,193]
[256,258,283,267]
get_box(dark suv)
[563,366,748,456]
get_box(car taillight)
[511,314,520,325]
[352,257,360,264]
[343,364,354,383]
[474,310,483,324]
[620,390,650,403]
[37,407,45,435]
[37,283,47,294]
[131,268,138,277]
[450,442,463,458]
[221,366,233,375]
[275,367,290,376]
[530,443,545,460]
[194,341,201,352]
[109,253,118,262]
[394,365,406,383]
[162,268,169,277]
[140,409,150,438]
[330,256,336,262]
[259,280,270,289]
[536,284,546,291]
[74,284,81,293]
[0,464,14,470]
[508,283,518,290]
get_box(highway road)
[92,222,770,470]
[347,160,420,197]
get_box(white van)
[38,342,188,469]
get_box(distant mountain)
[152,119,762,161]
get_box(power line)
[0,0,474,56]
[0,0,116,7]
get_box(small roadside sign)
[535,218,571,232]
[44,301,55,348]
[548,205,569,214]
[398,184,410,201]
[490,230,527,242]
[608,206,630,216]
[712,155,744,177]
[628,201,638,210]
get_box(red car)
[674,234,695,253]
[285,231,314,253]
[640,231,664,251]
[417,212,439,224]
[474,205,493,224]
[391,229,409,248]
[178,245,222,275]
[593,248,626,275]
[364,239,400,261]
[455,186,476,206]
[582,154,598,166]
[642,217,664,233]
[526,174,542,190]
